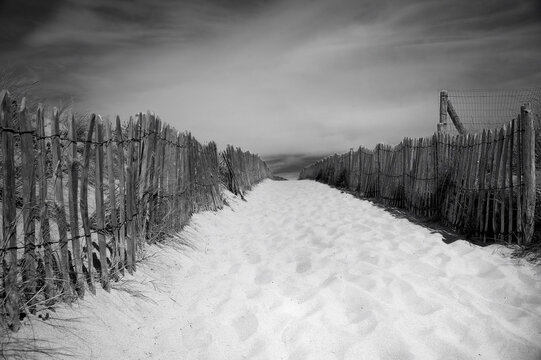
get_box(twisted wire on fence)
[0,90,272,332]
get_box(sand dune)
[14,180,541,360]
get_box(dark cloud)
[1,0,540,161]
[0,0,64,49]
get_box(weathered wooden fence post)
[37,105,55,301]
[20,98,37,303]
[126,119,136,273]
[94,116,110,291]
[438,90,448,134]
[105,119,119,277]
[521,104,536,244]
[80,114,96,294]
[1,90,20,331]
[115,116,127,274]
[68,114,84,297]
[51,108,73,299]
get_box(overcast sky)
[1,0,540,176]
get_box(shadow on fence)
[0,90,271,332]
[300,105,536,248]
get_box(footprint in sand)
[232,311,259,341]
[296,260,311,273]
[229,263,241,274]
[182,323,213,350]
[295,255,312,274]
[247,339,267,358]
[255,268,273,284]
[246,251,262,264]
[288,348,308,360]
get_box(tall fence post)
[1,90,20,331]
[94,116,110,291]
[68,114,84,297]
[348,148,353,190]
[115,116,127,275]
[20,98,37,304]
[521,104,535,244]
[51,107,73,299]
[438,90,448,134]
[37,105,55,301]
[80,115,96,293]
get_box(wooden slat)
[51,107,73,299]
[174,133,182,230]
[447,135,461,225]
[68,114,84,297]
[499,124,510,240]
[94,117,110,291]
[521,104,536,244]
[105,119,119,278]
[476,130,488,236]
[37,105,55,301]
[465,134,480,232]
[516,115,523,243]
[1,90,20,331]
[80,114,96,294]
[483,130,496,240]
[20,98,37,302]
[460,134,475,229]
[508,120,515,242]
[492,128,505,237]
[125,119,136,273]
[115,116,127,274]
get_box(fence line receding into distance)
[0,90,271,332]
[300,104,536,246]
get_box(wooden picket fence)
[300,104,536,246]
[221,145,272,198]
[0,90,271,331]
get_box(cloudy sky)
[1,0,540,176]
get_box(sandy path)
[14,180,541,360]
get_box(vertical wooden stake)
[68,114,84,298]
[115,116,127,274]
[508,120,515,242]
[80,115,96,294]
[1,90,20,331]
[521,104,535,244]
[126,120,136,273]
[20,98,37,304]
[37,105,55,301]
[105,119,119,278]
[51,108,73,299]
[94,117,110,291]
[439,90,448,134]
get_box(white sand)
[13,180,541,359]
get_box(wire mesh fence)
[443,88,541,134]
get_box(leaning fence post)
[521,104,535,244]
